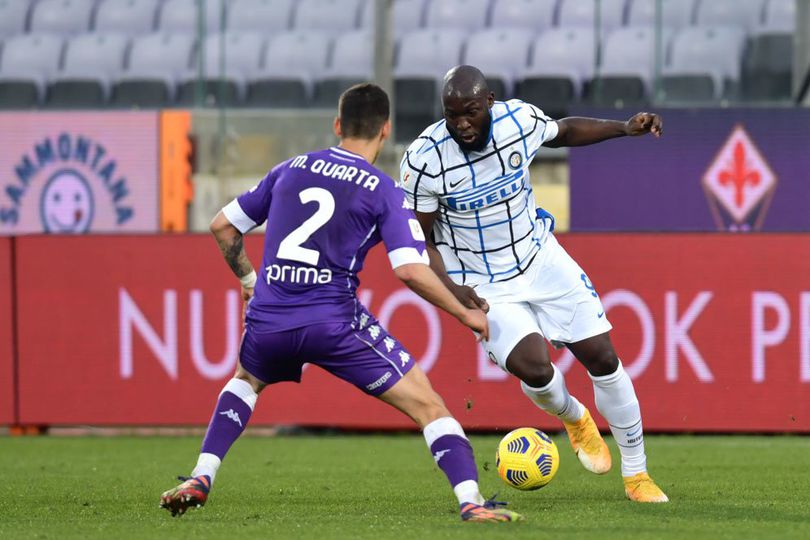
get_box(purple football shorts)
[238,313,415,396]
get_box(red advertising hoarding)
[15,234,810,432]
[0,238,14,424]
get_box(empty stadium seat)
[516,28,596,117]
[313,30,372,108]
[694,0,765,32]
[661,26,745,102]
[490,0,557,33]
[0,0,31,37]
[46,33,129,108]
[360,0,426,36]
[246,31,331,107]
[558,0,626,32]
[762,0,795,31]
[293,0,363,34]
[112,33,195,108]
[424,0,489,31]
[30,0,94,35]
[0,34,64,108]
[159,0,225,33]
[627,0,696,29]
[587,26,663,107]
[176,32,266,106]
[94,0,160,36]
[464,28,533,98]
[228,0,295,33]
[394,29,465,142]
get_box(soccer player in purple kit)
[159,84,523,523]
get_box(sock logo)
[433,449,451,463]
[219,408,243,427]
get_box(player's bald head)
[441,65,494,152]
[442,65,490,101]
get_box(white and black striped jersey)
[399,100,559,286]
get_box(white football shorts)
[474,233,612,372]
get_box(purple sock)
[200,381,255,460]
[430,434,479,487]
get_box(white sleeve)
[522,102,559,154]
[399,150,439,213]
[222,199,258,234]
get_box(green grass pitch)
[1,434,808,539]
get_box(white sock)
[521,364,585,424]
[590,361,647,476]
[192,452,222,483]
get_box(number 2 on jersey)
[277,188,335,265]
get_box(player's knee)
[414,392,451,428]
[586,349,620,377]
[513,359,555,389]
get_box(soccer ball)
[495,428,559,490]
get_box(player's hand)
[451,284,490,313]
[625,112,662,138]
[240,286,254,323]
[459,308,490,342]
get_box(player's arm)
[415,210,489,313]
[210,211,256,301]
[543,112,663,148]
[394,262,489,341]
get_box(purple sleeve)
[377,178,429,269]
[222,164,283,233]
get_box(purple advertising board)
[569,108,810,232]
[0,112,159,235]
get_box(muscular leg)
[378,365,483,506]
[190,363,267,483]
[505,333,585,424]
[567,332,647,477]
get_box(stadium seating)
[45,33,129,108]
[517,27,596,117]
[228,0,295,33]
[176,32,266,107]
[424,0,490,31]
[246,31,331,107]
[587,26,663,107]
[112,32,195,108]
[464,28,534,98]
[764,0,796,31]
[558,0,627,33]
[313,30,372,108]
[395,28,465,141]
[94,0,160,36]
[159,0,225,33]
[694,0,766,32]
[30,0,94,36]
[742,0,796,101]
[626,0,696,29]
[293,0,364,35]
[489,0,557,33]
[361,0,427,36]
[0,0,31,37]
[0,33,64,108]
[661,26,745,102]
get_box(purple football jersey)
[223,146,428,331]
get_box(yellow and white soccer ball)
[496,427,559,490]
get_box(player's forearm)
[394,263,468,322]
[546,117,628,147]
[211,214,254,279]
[426,242,456,289]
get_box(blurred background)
[0,0,808,434]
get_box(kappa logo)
[219,408,243,427]
[702,125,776,232]
[433,449,451,463]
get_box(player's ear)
[380,119,391,142]
[333,117,342,138]
[487,92,495,108]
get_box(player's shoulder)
[401,120,458,178]
[494,99,553,125]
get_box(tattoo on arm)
[217,233,253,279]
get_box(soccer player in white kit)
[400,65,668,503]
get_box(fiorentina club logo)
[702,125,777,231]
